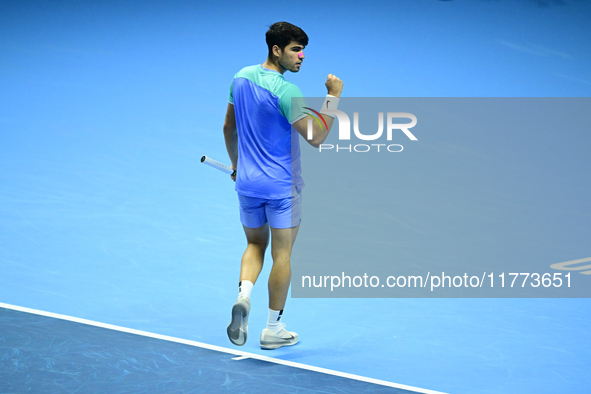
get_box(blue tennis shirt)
[229,64,306,199]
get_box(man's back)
[230,64,304,199]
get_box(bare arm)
[223,103,238,181]
[292,74,343,148]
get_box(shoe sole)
[227,303,248,346]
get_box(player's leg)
[268,225,298,311]
[240,223,270,285]
[236,193,270,286]
[259,189,302,349]
[259,224,300,350]
[227,195,270,346]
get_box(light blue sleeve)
[228,80,234,104]
[279,84,307,124]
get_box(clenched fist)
[325,74,343,97]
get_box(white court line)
[0,302,448,394]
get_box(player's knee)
[249,240,268,253]
[271,249,291,264]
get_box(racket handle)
[201,155,235,175]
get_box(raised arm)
[292,74,343,148]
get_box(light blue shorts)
[238,189,302,229]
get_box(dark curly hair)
[266,22,309,58]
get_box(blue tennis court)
[1,1,590,393]
[1,304,427,393]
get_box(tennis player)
[223,21,343,349]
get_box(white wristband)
[320,94,339,117]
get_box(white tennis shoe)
[227,296,250,346]
[260,324,299,350]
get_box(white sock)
[238,280,253,299]
[267,309,283,332]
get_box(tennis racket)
[201,155,236,176]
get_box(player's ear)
[272,45,281,58]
